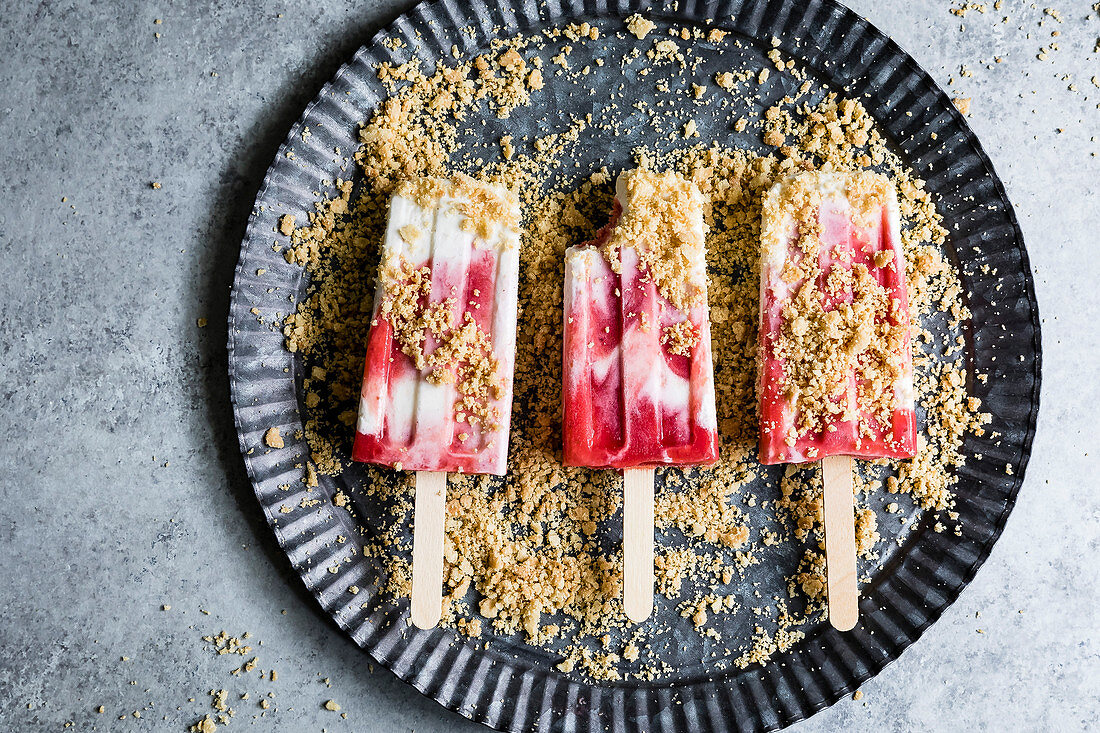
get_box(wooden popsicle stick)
[411,470,448,630]
[623,467,655,623]
[821,454,858,631]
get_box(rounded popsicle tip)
[624,593,654,624]
[411,599,442,630]
[829,604,858,632]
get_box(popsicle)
[757,170,916,630]
[562,168,719,621]
[352,174,521,628]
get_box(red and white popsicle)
[352,174,521,629]
[758,170,915,630]
[562,168,719,621]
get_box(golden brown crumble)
[395,173,520,242]
[662,320,700,356]
[625,14,656,40]
[950,2,988,17]
[600,168,709,311]
[761,172,908,439]
[278,214,295,236]
[189,715,217,733]
[262,427,283,449]
[371,177,516,428]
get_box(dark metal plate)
[227,1,1041,730]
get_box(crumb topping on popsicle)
[396,173,521,245]
[376,256,504,430]
[661,320,700,356]
[563,166,719,470]
[372,174,519,432]
[599,169,709,311]
[762,171,909,443]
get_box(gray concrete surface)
[0,1,1096,731]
